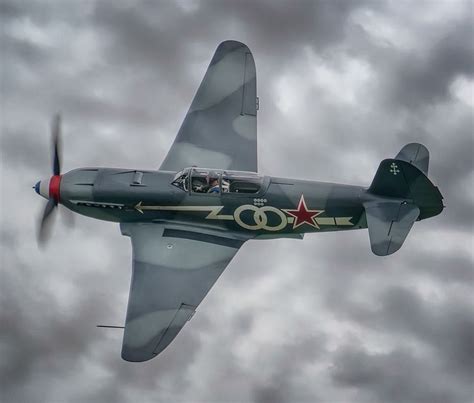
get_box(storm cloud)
[1,1,473,402]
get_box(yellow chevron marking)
[315,217,335,225]
[335,217,353,226]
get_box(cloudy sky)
[1,1,473,402]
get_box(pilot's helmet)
[206,171,219,184]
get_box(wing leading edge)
[120,223,244,362]
[160,40,257,172]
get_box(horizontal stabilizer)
[364,201,420,256]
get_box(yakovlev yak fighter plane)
[35,41,444,362]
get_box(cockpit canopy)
[172,167,263,194]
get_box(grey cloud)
[343,2,474,111]
[405,248,474,285]
[386,16,474,109]
[252,336,326,403]
[1,1,473,403]
[329,285,474,380]
[380,287,474,378]
[331,345,471,403]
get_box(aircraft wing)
[160,40,257,172]
[119,222,244,362]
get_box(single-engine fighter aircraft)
[35,41,444,362]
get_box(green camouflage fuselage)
[60,168,367,239]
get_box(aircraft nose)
[34,178,51,200]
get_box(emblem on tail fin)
[389,162,400,175]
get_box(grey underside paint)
[159,40,257,172]
[120,222,241,362]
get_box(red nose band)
[49,175,61,202]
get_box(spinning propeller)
[34,114,72,245]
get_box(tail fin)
[364,143,444,256]
[395,143,429,175]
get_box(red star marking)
[283,195,324,229]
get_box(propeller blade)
[60,205,75,228]
[52,114,62,176]
[38,198,57,246]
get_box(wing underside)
[120,223,244,362]
[160,40,257,172]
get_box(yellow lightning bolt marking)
[134,202,353,227]
[134,202,234,220]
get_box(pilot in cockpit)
[207,177,220,194]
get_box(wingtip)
[216,40,250,52]
[121,348,157,363]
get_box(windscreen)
[171,168,190,191]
